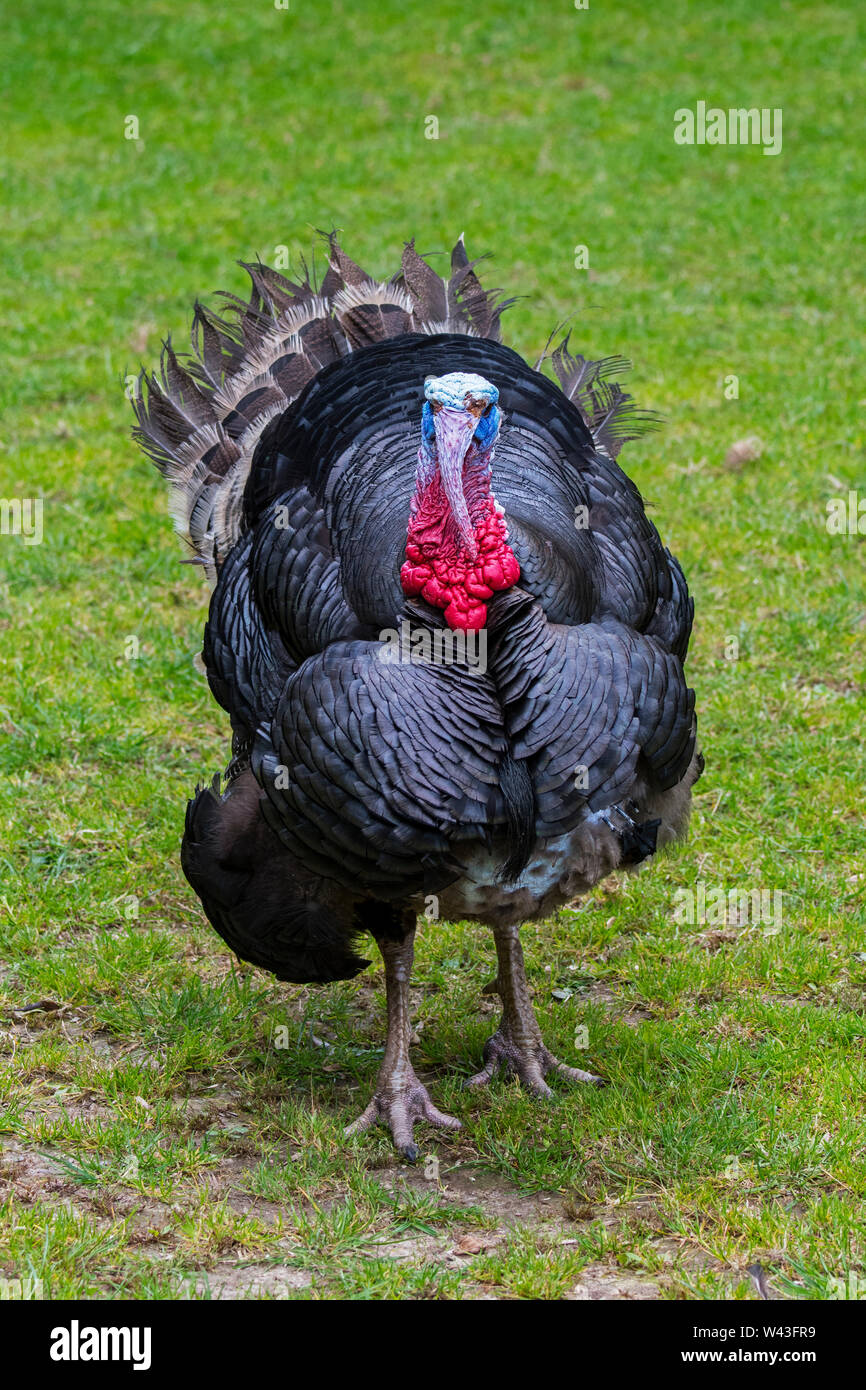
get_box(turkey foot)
[466,1022,604,1096]
[344,926,460,1161]
[346,1066,460,1163]
[467,923,605,1096]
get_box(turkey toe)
[345,1072,461,1159]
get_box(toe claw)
[550,1058,606,1087]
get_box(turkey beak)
[433,407,478,557]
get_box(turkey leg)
[345,927,461,1161]
[467,922,605,1095]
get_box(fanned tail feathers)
[132,234,655,578]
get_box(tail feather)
[496,750,537,884]
[543,332,661,460]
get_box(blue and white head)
[418,371,502,548]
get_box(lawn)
[0,0,864,1301]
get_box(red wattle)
[400,475,519,632]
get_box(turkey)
[132,234,701,1160]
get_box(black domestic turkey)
[133,235,701,1159]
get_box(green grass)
[1,0,864,1301]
